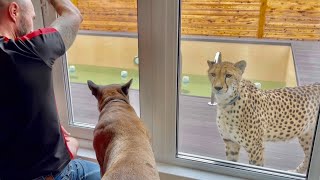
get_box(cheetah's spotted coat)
[207,60,320,173]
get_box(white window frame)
[40,1,95,140]
[42,0,320,179]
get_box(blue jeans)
[54,159,100,180]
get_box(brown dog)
[87,79,160,180]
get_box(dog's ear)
[121,79,133,96]
[87,80,99,97]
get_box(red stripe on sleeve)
[15,28,58,41]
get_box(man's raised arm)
[48,0,83,50]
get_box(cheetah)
[207,59,320,173]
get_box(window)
[52,0,140,139]
[176,0,320,179]
[47,0,320,179]
[67,33,140,125]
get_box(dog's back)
[88,79,160,180]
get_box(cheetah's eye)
[226,74,232,78]
[211,73,216,77]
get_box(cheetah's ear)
[207,60,215,68]
[234,60,247,74]
[207,52,222,68]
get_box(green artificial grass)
[69,64,140,89]
[68,64,286,97]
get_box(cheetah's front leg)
[223,139,240,162]
[293,130,313,173]
[246,144,265,167]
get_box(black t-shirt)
[0,28,72,180]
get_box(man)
[0,0,100,179]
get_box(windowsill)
[77,148,245,180]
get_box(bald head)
[0,0,35,38]
[0,0,26,8]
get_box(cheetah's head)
[207,60,246,98]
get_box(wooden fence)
[75,0,320,40]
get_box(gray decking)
[69,40,319,173]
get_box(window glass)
[178,0,320,175]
